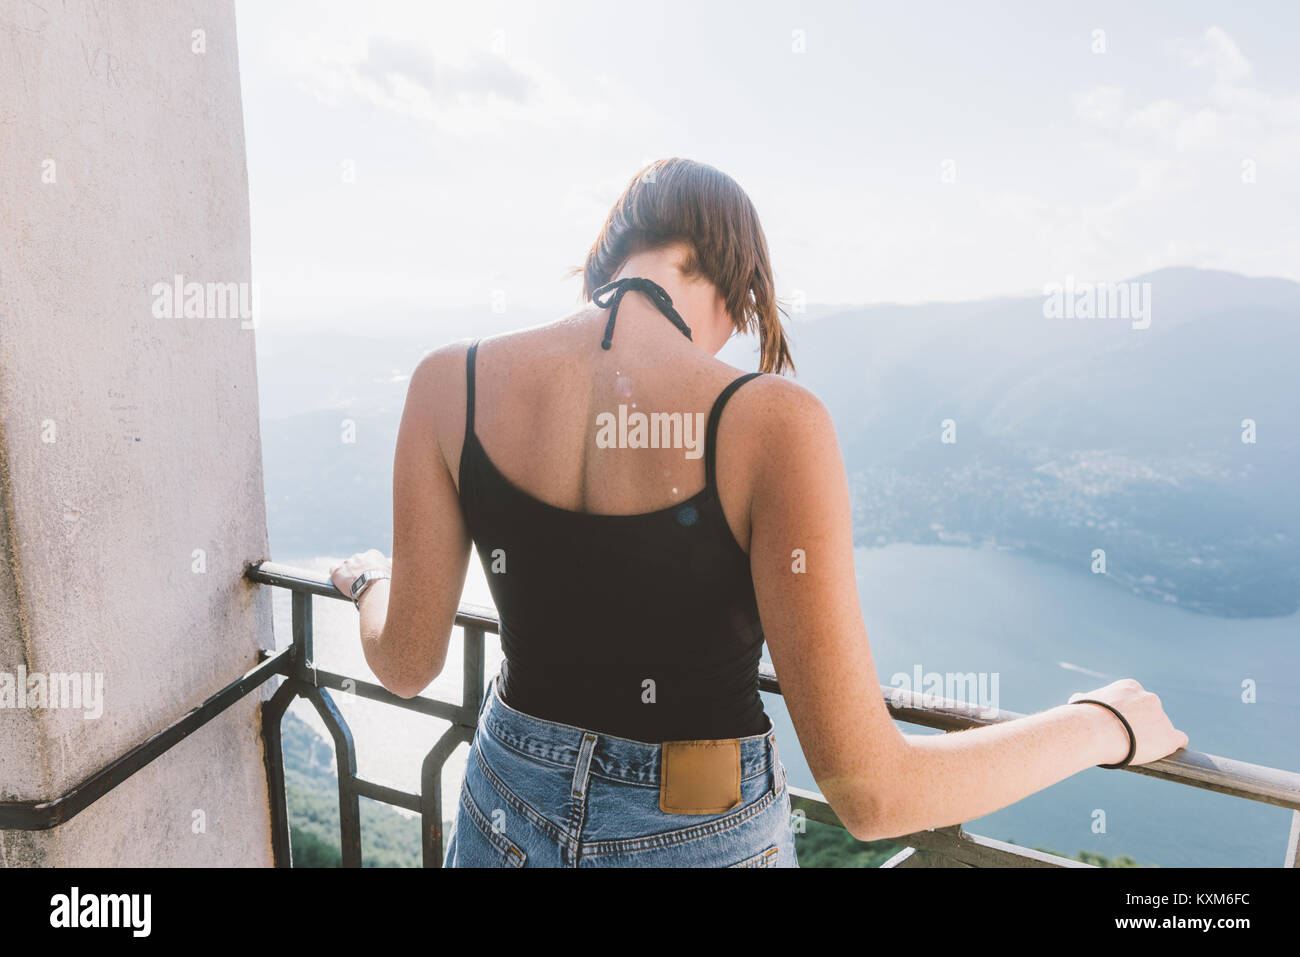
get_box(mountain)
[785,268,1300,616]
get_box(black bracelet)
[1071,698,1137,768]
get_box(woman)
[330,158,1188,868]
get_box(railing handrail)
[246,560,1300,814]
[0,647,294,830]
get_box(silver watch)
[349,569,390,607]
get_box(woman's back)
[451,291,771,741]
[334,157,1188,867]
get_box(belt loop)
[571,732,598,799]
[770,732,785,793]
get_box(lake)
[273,544,1299,867]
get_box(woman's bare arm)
[330,344,473,698]
[743,379,1188,842]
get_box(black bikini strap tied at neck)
[591,277,693,350]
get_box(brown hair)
[576,158,794,375]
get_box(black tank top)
[456,278,768,742]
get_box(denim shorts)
[444,674,799,868]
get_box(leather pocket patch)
[659,739,742,815]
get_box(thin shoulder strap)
[464,339,480,443]
[705,372,763,489]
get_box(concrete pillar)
[0,0,274,865]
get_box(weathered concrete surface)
[0,1,275,865]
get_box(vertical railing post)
[308,686,363,868]
[292,591,314,685]
[259,582,315,868]
[261,678,300,867]
[421,726,472,867]
[419,623,488,867]
[1286,810,1300,868]
[462,625,485,722]
[284,587,363,867]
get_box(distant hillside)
[259,268,1300,617]
[282,712,423,868]
[788,268,1300,616]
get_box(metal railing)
[4,559,1298,869]
[244,561,1300,869]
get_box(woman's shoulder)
[713,366,833,436]
[409,337,475,403]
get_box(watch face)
[351,571,387,602]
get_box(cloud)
[283,30,612,138]
[1072,85,1127,128]
[1074,27,1300,155]
[1180,25,1252,86]
[352,36,534,104]
[1050,26,1300,286]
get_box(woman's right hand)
[1070,679,1190,766]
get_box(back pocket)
[457,782,527,868]
[728,844,779,868]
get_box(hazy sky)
[234,0,1300,328]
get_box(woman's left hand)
[329,549,392,601]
